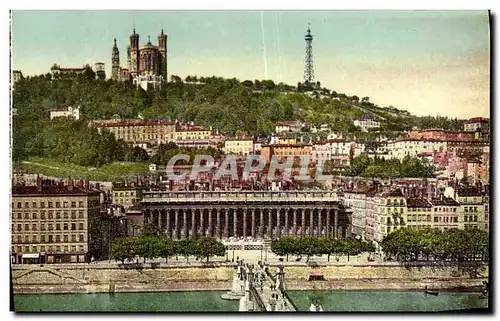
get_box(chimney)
[36,175,42,192]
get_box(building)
[260,144,313,164]
[342,189,369,240]
[11,179,101,264]
[224,138,254,156]
[428,197,460,231]
[455,187,486,231]
[12,70,23,84]
[353,117,381,132]
[95,62,106,80]
[91,119,176,145]
[111,182,143,209]
[275,121,303,134]
[174,127,211,149]
[404,198,432,230]
[311,143,331,165]
[50,64,91,77]
[270,135,297,145]
[50,106,80,121]
[464,117,489,132]
[112,29,168,90]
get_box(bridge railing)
[263,266,300,312]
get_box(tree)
[196,237,226,262]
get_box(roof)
[429,197,460,206]
[261,143,313,148]
[225,137,254,142]
[92,121,176,128]
[380,189,404,198]
[457,187,482,197]
[406,198,432,208]
[465,117,489,124]
[12,185,100,197]
[176,128,210,132]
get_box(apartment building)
[224,138,254,156]
[92,120,176,145]
[111,182,142,209]
[11,179,101,264]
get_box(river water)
[13,290,488,312]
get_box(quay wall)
[12,263,487,294]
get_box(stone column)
[292,209,297,236]
[284,209,289,236]
[208,209,213,237]
[182,209,188,239]
[259,210,264,239]
[166,210,171,237]
[243,208,248,239]
[200,209,204,237]
[174,209,179,239]
[326,210,331,239]
[251,209,256,239]
[233,209,238,238]
[158,210,162,231]
[334,209,338,239]
[318,209,323,238]
[224,210,229,239]
[301,209,306,237]
[191,209,196,237]
[216,209,221,239]
[276,209,281,238]
[309,209,314,237]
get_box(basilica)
[111,28,168,90]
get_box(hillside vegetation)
[12,68,464,169]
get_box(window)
[24,235,29,242]
[17,235,21,243]
[453,217,458,223]
[17,224,21,230]
[56,223,60,230]
[25,202,29,208]
[41,246,46,252]
[63,235,68,242]
[63,223,68,230]
[56,212,61,219]
[79,245,84,252]
[48,212,53,219]
[79,234,84,242]
[64,212,69,219]
[434,217,438,222]
[24,213,29,219]
[474,215,478,222]
[33,213,37,219]
[48,235,53,243]
[55,202,60,208]
[24,224,29,231]
[32,223,37,230]
[56,246,61,252]
[32,235,37,242]
[41,212,45,219]
[63,202,68,208]
[32,202,37,208]
[72,235,76,242]
[427,215,431,222]
[48,202,53,208]
[41,235,45,242]
[434,208,437,212]
[56,235,61,242]
[41,223,46,230]
[71,211,76,219]
[71,223,76,230]
[79,223,84,230]
[17,213,21,219]
[464,216,468,222]
[17,202,21,208]
[79,211,84,218]
[40,202,45,208]
[79,201,84,207]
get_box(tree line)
[348,154,436,178]
[111,233,226,264]
[270,237,375,262]
[381,228,489,262]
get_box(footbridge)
[221,261,298,312]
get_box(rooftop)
[406,198,432,208]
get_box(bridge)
[222,261,298,312]
[140,190,352,241]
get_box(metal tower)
[303,24,315,83]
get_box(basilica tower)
[158,29,168,80]
[129,27,140,77]
[111,38,120,81]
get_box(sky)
[11,10,490,119]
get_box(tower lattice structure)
[303,25,315,84]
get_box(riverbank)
[12,263,488,295]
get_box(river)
[13,290,488,312]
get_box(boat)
[424,286,439,296]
